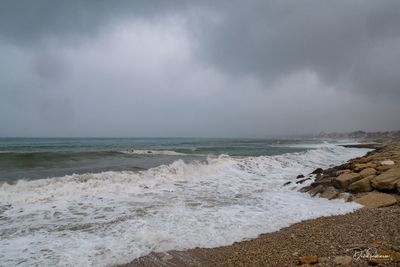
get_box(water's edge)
[0,141,370,266]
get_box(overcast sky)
[1,0,399,137]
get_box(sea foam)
[0,145,369,266]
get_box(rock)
[354,192,397,208]
[310,177,333,187]
[283,181,292,186]
[333,255,352,265]
[333,172,362,189]
[371,168,400,191]
[314,173,323,181]
[397,180,400,193]
[355,157,369,163]
[319,186,339,200]
[298,255,318,265]
[299,185,312,193]
[348,175,374,192]
[337,193,353,202]
[336,169,352,176]
[296,178,310,184]
[308,185,324,197]
[311,168,323,174]
[297,174,305,179]
[376,165,392,173]
[357,157,371,163]
[359,167,377,178]
[380,160,395,166]
[323,167,339,177]
[353,163,376,172]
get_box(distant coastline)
[317,130,400,141]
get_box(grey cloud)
[0,0,187,44]
[193,0,400,96]
[0,0,399,137]
[1,1,399,97]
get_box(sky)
[0,0,399,137]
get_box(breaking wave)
[0,145,370,266]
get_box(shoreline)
[119,142,400,267]
[121,207,399,267]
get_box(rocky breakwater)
[299,141,400,208]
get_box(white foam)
[0,145,370,266]
[120,149,187,156]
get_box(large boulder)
[299,185,312,193]
[348,175,375,192]
[333,172,362,189]
[353,163,376,172]
[308,185,324,197]
[311,168,323,174]
[371,168,400,191]
[380,160,395,166]
[356,157,371,164]
[359,167,377,178]
[319,186,339,200]
[336,193,353,202]
[354,192,397,208]
[311,177,333,187]
[376,165,392,173]
[336,169,352,176]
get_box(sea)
[0,138,370,266]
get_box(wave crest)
[0,145,370,266]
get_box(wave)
[120,149,187,156]
[0,150,120,158]
[0,144,370,266]
[0,150,187,169]
[0,149,189,163]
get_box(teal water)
[0,138,315,181]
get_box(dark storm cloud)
[0,0,399,137]
[193,0,400,96]
[2,0,399,96]
[0,0,187,43]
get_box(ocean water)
[0,138,314,182]
[0,138,370,266]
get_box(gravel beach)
[120,206,400,266]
